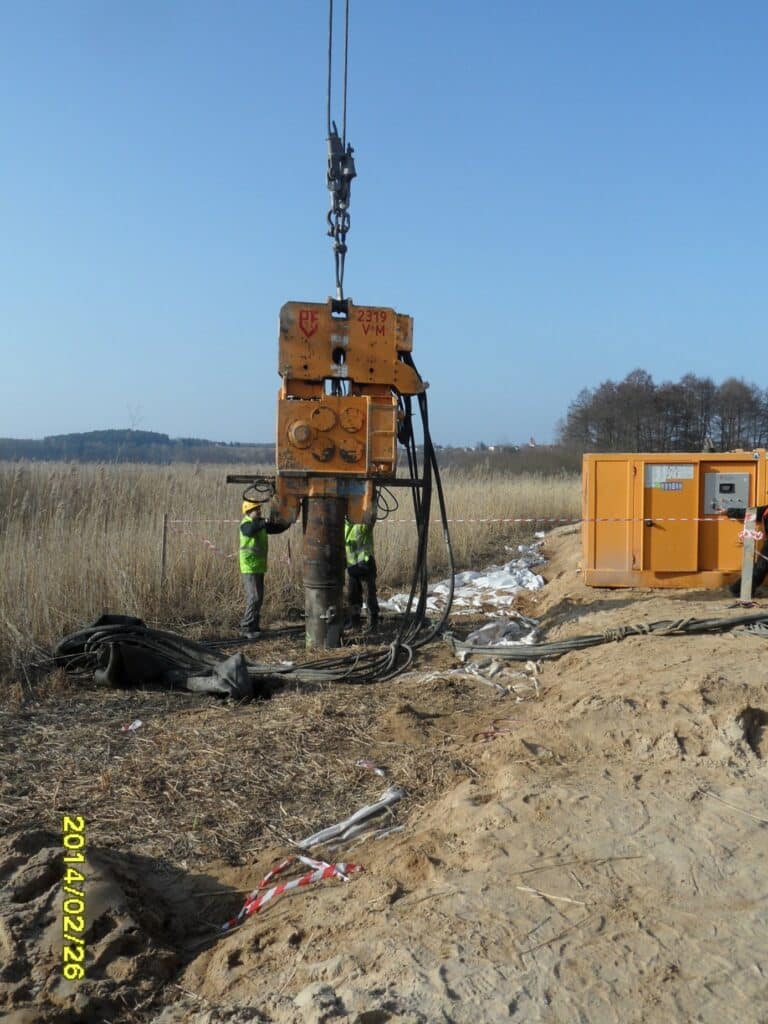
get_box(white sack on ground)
[379,541,546,616]
[464,615,540,647]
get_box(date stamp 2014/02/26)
[61,815,86,981]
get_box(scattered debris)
[121,718,143,732]
[450,655,540,699]
[299,786,405,849]
[699,787,768,826]
[355,757,387,778]
[516,885,586,906]
[473,718,516,743]
[463,615,540,647]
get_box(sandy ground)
[3,525,768,1023]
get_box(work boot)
[241,617,261,639]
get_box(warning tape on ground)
[222,856,362,931]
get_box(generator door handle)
[644,518,655,527]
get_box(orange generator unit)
[582,450,768,588]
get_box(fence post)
[740,507,757,602]
[159,512,168,597]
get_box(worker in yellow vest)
[344,517,379,632]
[239,500,286,638]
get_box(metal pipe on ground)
[303,496,345,649]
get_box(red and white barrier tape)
[168,523,237,560]
[169,515,738,526]
[169,519,241,524]
[169,523,292,564]
[167,516,745,524]
[222,855,362,931]
[355,758,387,778]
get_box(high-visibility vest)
[345,522,373,567]
[239,516,267,573]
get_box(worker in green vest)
[344,517,379,632]
[239,500,286,638]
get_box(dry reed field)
[0,461,580,681]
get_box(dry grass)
[0,650,490,868]
[0,461,580,681]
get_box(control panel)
[702,472,750,514]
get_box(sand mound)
[0,829,193,1022]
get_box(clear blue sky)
[2,1,766,446]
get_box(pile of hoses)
[51,613,414,696]
[54,616,413,693]
[54,616,273,698]
[453,611,768,661]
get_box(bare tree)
[558,370,768,453]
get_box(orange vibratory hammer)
[272,298,425,525]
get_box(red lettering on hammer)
[299,310,319,339]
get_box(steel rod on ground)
[740,507,757,602]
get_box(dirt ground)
[2,525,768,1023]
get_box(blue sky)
[1,1,766,446]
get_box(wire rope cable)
[342,0,350,145]
[326,0,333,136]
[325,0,356,300]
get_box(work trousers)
[347,558,379,622]
[240,573,265,631]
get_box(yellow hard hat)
[242,500,261,515]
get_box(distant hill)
[0,430,580,474]
[0,430,275,464]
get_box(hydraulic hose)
[453,611,768,661]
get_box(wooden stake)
[160,511,168,596]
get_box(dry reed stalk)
[0,461,580,680]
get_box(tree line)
[558,370,768,452]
